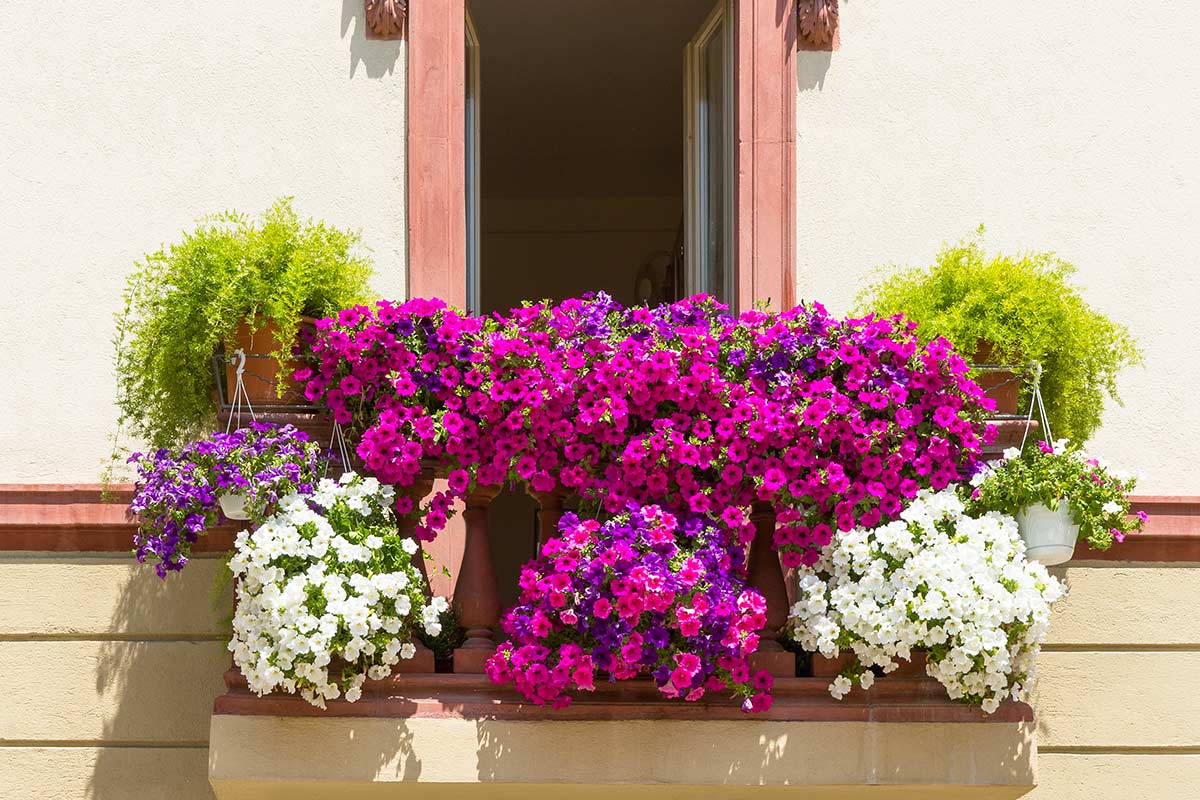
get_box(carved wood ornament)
[797,0,839,51]
[365,0,407,40]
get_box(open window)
[685,0,735,307]
[464,0,738,314]
[465,9,481,314]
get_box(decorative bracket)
[364,0,407,41]
[797,0,839,51]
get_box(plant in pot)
[968,440,1146,565]
[486,504,776,712]
[788,488,1066,714]
[112,197,374,457]
[855,227,1141,443]
[128,423,326,577]
[228,473,449,708]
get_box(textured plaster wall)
[0,1,407,483]
[795,2,1200,494]
[2,550,1197,797]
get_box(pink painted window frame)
[406,0,796,312]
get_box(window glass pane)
[465,20,480,313]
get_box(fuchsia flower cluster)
[484,505,775,710]
[301,293,992,565]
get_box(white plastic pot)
[1015,501,1079,566]
[218,492,250,521]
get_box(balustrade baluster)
[747,502,794,677]
[528,487,567,552]
[453,484,503,673]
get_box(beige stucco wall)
[1,550,1195,798]
[0,1,407,484]
[2,2,1195,495]
[795,1,1200,495]
[0,553,230,799]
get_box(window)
[465,10,482,314]
[685,1,734,307]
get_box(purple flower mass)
[485,505,775,711]
[128,423,325,577]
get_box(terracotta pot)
[222,317,312,408]
[810,650,928,679]
[972,342,1022,416]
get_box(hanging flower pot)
[218,491,251,521]
[222,316,313,408]
[1015,501,1079,566]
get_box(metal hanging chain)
[224,349,258,434]
[325,420,354,478]
[1018,362,1054,453]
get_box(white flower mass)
[228,473,446,708]
[789,488,1066,713]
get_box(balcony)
[207,457,1037,799]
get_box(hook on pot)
[232,348,248,377]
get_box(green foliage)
[113,198,374,451]
[968,442,1145,552]
[418,604,466,661]
[855,227,1141,443]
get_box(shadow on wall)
[474,716,1033,788]
[472,720,795,785]
[341,0,403,79]
[88,557,232,799]
[794,0,837,91]
[798,49,833,91]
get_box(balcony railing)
[209,433,1033,722]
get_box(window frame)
[406,0,796,313]
[685,0,736,309]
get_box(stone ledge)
[208,715,1035,799]
[214,671,1032,724]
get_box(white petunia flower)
[228,473,447,709]
[787,488,1065,714]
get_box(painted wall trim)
[0,484,234,552]
[735,0,797,312]
[0,485,1195,561]
[407,0,468,307]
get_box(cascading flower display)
[788,488,1065,713]
[128,422,325,577]
[484,504,774,711]
[301,293,992,562]
[228,473,446,709]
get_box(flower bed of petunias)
[228,473,446,709]
[128,422,324,577]
[301,294,993,564]
[788,489,1065,713]
[969,440,1145,551]
[485,504,775,711]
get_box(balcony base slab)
[209,715,1035,799]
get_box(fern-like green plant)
[856,227,1141,443]
[113,198,374,453]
